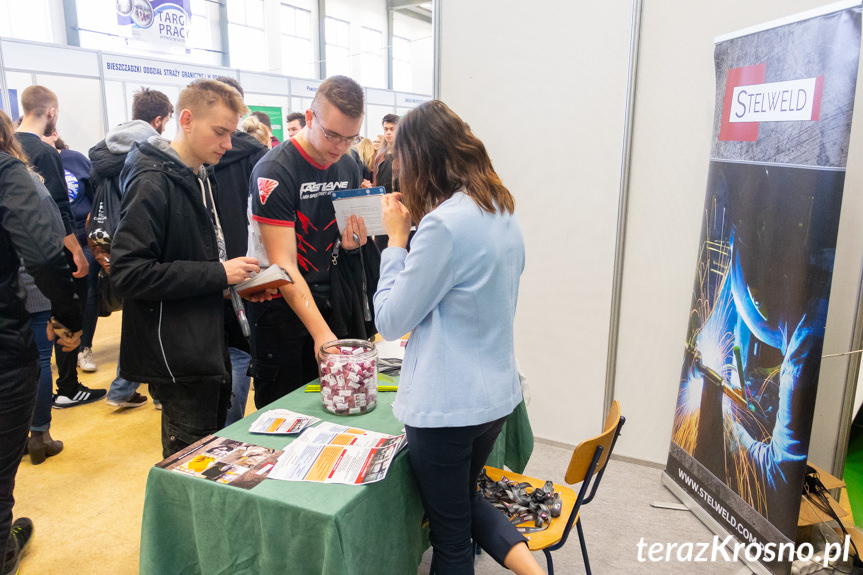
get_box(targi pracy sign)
[116,0,192,55]
[666,3,861,574]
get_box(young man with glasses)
[246,75,370,407]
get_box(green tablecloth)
[139,380,533,575]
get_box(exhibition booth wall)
[438,0,863,477]
[0,37,430,155]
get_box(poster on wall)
[248,106,284,143]
[116,0,192,55]
[0,90,19,122]
[664,2,861,573]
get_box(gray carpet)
[416,440,833,574]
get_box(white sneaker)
[78,347,97,372]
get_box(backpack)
[86,176,122,273]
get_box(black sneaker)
[3,517,33,575]
[52,385,107,409]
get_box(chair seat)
[483,466,578,551]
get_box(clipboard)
[330,186,387,236]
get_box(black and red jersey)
[247,138,361,286]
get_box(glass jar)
[318,339,378,415]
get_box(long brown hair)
[0,110,28,163]
[393,100,514,223]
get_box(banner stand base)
[661,471,771,575]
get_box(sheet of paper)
[375,339,406,361]
[248,409,320,435]
[330,187,386,236]
[155,436,282,490]
[268,421,407,485]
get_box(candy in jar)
[318,339,378,415]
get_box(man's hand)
[223,257,261,285]
[92,245,110,273]
[360,179,372,189]
[71,248,89,278]
[47,321,82,352]
[382,193,411,248]
[314,330,339,361]
[341,215,367,250]
[242,288,278,303]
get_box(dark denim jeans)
[80,245,98,349]
[149,380,231,459]
[247,299,324,409]
[0,360,38,572]
[404,415,527,575]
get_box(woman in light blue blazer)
[375,100,542,575]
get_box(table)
[139,379,534,575]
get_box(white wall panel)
[438,0,633,448]
[33,74,104,155]
[1,40,99,77]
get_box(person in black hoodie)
[211,77,268,426]
[111,79,262,457]
[0,109,81,575]
[89,87,174,409]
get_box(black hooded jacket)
[212,131,267,259]
[0,152,81,372]
[111,139,230,386]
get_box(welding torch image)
[684,343,768,423]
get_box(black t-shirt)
[248,138,360,286]
[16,132,75,236]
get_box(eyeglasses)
[311,110,362,146]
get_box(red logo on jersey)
[257,178,279,204]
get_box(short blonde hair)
[177,79,248,118]
[242,116,270,147]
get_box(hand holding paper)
[330,187,386,236]
[341,215,367,249]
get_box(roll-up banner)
[664,2,861,573]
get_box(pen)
[230,287,251,338]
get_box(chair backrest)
[564,400,623,485]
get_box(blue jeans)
[106,362,139,404]
[404,414,526,574]
[225,347,251,426]
[0,360,38,571]
[28,310,53,432]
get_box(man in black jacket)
[90,87,173,409]
[0,117,81,575]
[15,85,100,409]
[211,77,268,426]
[111,80,261,457]
[372,114,400,251]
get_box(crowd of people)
[0,75,542,574]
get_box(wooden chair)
[483,400,625,575]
